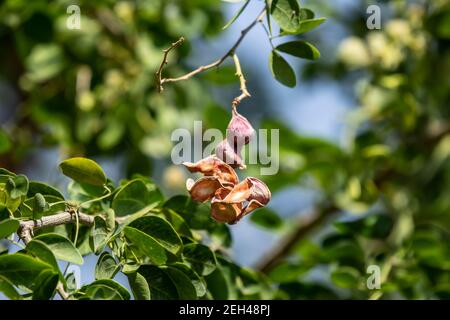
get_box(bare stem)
[155,37,185,93]
[56,283,70,300]
[156,8,266,92]
[231,53,251,108]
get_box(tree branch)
[156,8,266,93]
[17,211,95,245]
[17,210,94,300]
[155,37,185,92]
[255,205,338,273]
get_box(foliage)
[0,158,271,299]
[0,0,323,172]
[262,0,450,299]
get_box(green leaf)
[108,203,158,242]
[66,272,78,293]
[334,214,394,239]
[34,233,83,265]
[26,44,65,82]
[123,226,167,265]
[292,18,326,34]
[162,266,197,300]
[26,239,60,273]
[270,0,301,33]
[59,157,107,186]
[183,243,217,276]
[249,208,283,230]
[7,175,29,199]
[330,266,361,289]
[91,216,110,254]
[321,235,365,269]
[171,262,206,297]
[27,181,64,200]
[129,215,182,255]
[97,120,125,150]
[95,252,119,280]
[269,50,296,87]
[127,272,151,300]
[0,275,22,299]
[0,168,15,176]
[204,265,231,299]
[266,0,273,35]
[2,191,21,212]
[0,130,11,155]
[0,207,10,221]
[32,269,59,300]
[0,218,19,239]
[69,181,106,200]
[298,7,315,20]
[222,0,250,30]
[137,265,178,300]
[276,40,320,60]
[164,196,219,231]
[0,253,53,289]
[161,208,193,238]
[411,230,447,268]
[122,263,140,274]
[112,179,149,216]
[268,262,310,283]
[81,279,130,300]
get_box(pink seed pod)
[186,176,231,203]
[209,177,272,224]
[226,109,255,145]
[182,155,238,185]
[211,187,242,224]
[215,139,246,169]
[246,177,271,206]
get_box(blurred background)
[1,0,450,299]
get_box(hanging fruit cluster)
[183,107,271,224]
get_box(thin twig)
[56,283,70,300]
[156,8,266,92]
[231,53,251,108]
[259,20,275,50]
[73,209,80,246]
[155,37,185,93]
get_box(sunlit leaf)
[271,0,301,33]
[123,226,167,265]
[59,157,107,186]
[0,218,19,239]
[34,233,83,265]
